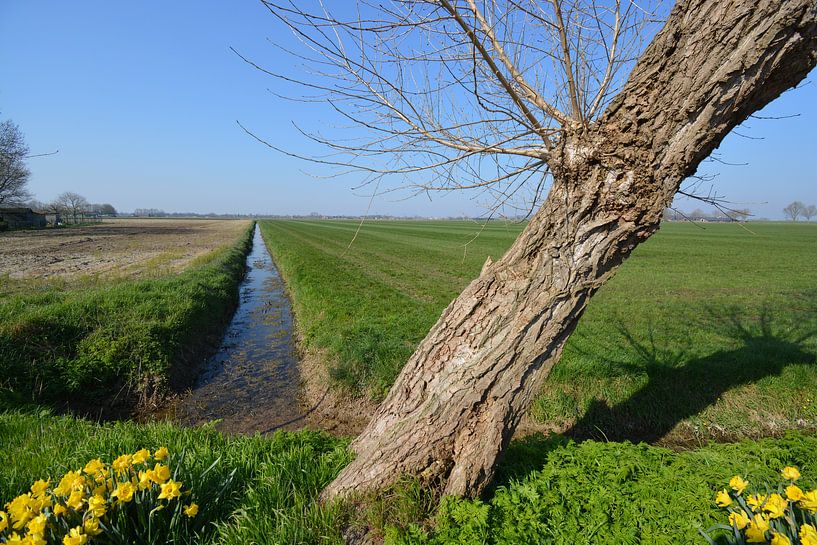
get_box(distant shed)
[0,207,48,230]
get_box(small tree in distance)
[783,201,806,221]
[0,119,32,206]
[803,204,817,221]
[54,192,89,224]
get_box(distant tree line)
[663,207,752,222]
[783,201,817,221]
[133,208,167,217]
[26,192,117,224]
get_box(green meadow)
[2,219,817,545]
[259,220,817,442]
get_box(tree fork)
[323,0,817,500]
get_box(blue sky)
[1,1,815,218]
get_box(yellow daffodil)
[763,493,788,519]
[183,503,199,517]
[6,452,198,545]
[771,532,792,545]
[7,494,34,529]
[715,489,732,507]
[29,480,50,497]
[54,472,84,496]
[132,448,151,464]
[151,463,170,484]
[112,482,135,503]
[801,524,817,545]
[137,470,152,490]
[746,514,771,543]
[82,459,105,476]
[83,517,102,536]
[786,484,804,501]
[95,468,110,483]
[92,482,107,497]
[66,490,84,511]
[747,494,767,512]
[801,490,817,511]
[729,475,749,495]
[746,526,768,543]
[158,480,182,500]
[728,510,750,530]
[87,494,107,517]
[26,513,47,535]
[111,454,132,473]
[62,526,87,545]
[27,533,48,545]
[781,466,801,481]
[30,493,52,512]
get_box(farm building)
[0,207,48,230]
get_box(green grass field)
[259,220,817,442]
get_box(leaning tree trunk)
[324,0,817,500]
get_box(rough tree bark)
[323,0,817,500]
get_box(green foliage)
[385,433,817,545]
[259,220,817,439]
[0,223,254,409]
[3,411,817,544]
[354,478,440,542]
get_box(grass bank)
[2,410,816,544]
[0,222,254,413]
[259,220,817,442]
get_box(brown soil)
[0,218,250,280]
[297,345,377,437]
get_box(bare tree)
[55,192,89,224]
[260,0,817,499]
[803,204,817,221]
[0,119,32,206]
[25,199,49,213]
[784,200,806,221]
[732,208,752,222]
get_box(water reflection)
[175,225,302,434]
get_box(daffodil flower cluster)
[0,447,199,545]
[708,466,817,545]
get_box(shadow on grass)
[563,307,816,444]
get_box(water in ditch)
[174,224,303,434]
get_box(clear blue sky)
[1,1,815,218]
